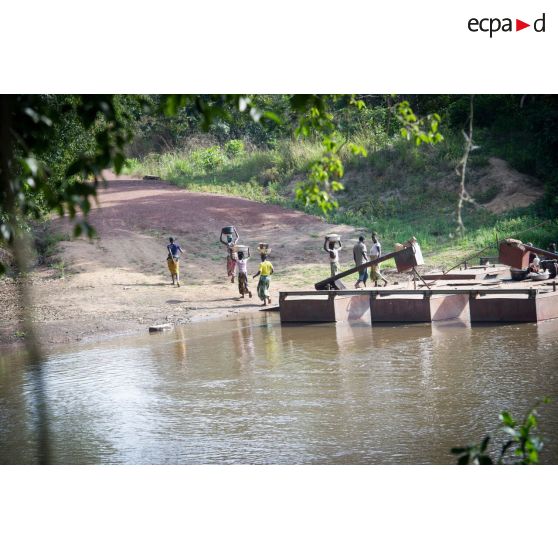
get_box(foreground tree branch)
[0,95,50,464]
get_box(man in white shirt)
[370,233,388,287]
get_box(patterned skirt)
[238,272,250,295]
[257,275,270,300]
[226,255,236,277]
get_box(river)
[1,313,557,464]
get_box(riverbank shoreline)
[0,176,365,349]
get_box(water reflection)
[1,314,557,464]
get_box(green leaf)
[249,107,262,122]
[500,411,515,427]
[238,97,249,112]
[528,450,539,463]
[113,153,125,174]
[502,426,518,438]
[1,222,12,241]
[262,111,282,124]
[163,95,179,116]
[526,414,537,429]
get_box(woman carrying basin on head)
[236,247,253,299]
[219,225,239,283]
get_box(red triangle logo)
[516,19,530,31]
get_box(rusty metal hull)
[470,292,558,322]
[279,287,558,325]
[369,294,470,323]
[279,294,371,323]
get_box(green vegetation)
[125,99,558,266]
[33,223,71,265]
[1,94,556,467]
[452,399,551,465]
[2,94,557,276]
[51,260,68,279]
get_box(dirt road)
[0,175,360,346]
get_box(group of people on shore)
[324,232,388,288]
[166,230,274,305]
[165,229,388,306]
[219,227,273,306]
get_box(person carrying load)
[166,237,184,287]
[220,225,239,283]
[324,235,342,277]
[237,247,253,299]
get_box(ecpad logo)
[468,13,546,37]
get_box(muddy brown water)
[1,314,557,464]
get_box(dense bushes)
[126,127,557,258]
[122,94,558,263]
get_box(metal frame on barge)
[280,237,558,324]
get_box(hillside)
[124,131,557,264]
[2,94,557,346]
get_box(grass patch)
[33,223,71,265]
[126,133,558,269]
[51,260,67,279]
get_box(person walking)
[324,236,342,277]
[237,249,253,299]
[253,253,274,306]
[219,226,239,283]
[370,233,388,287]
[353,235,369,288]
[166,237,184,287]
